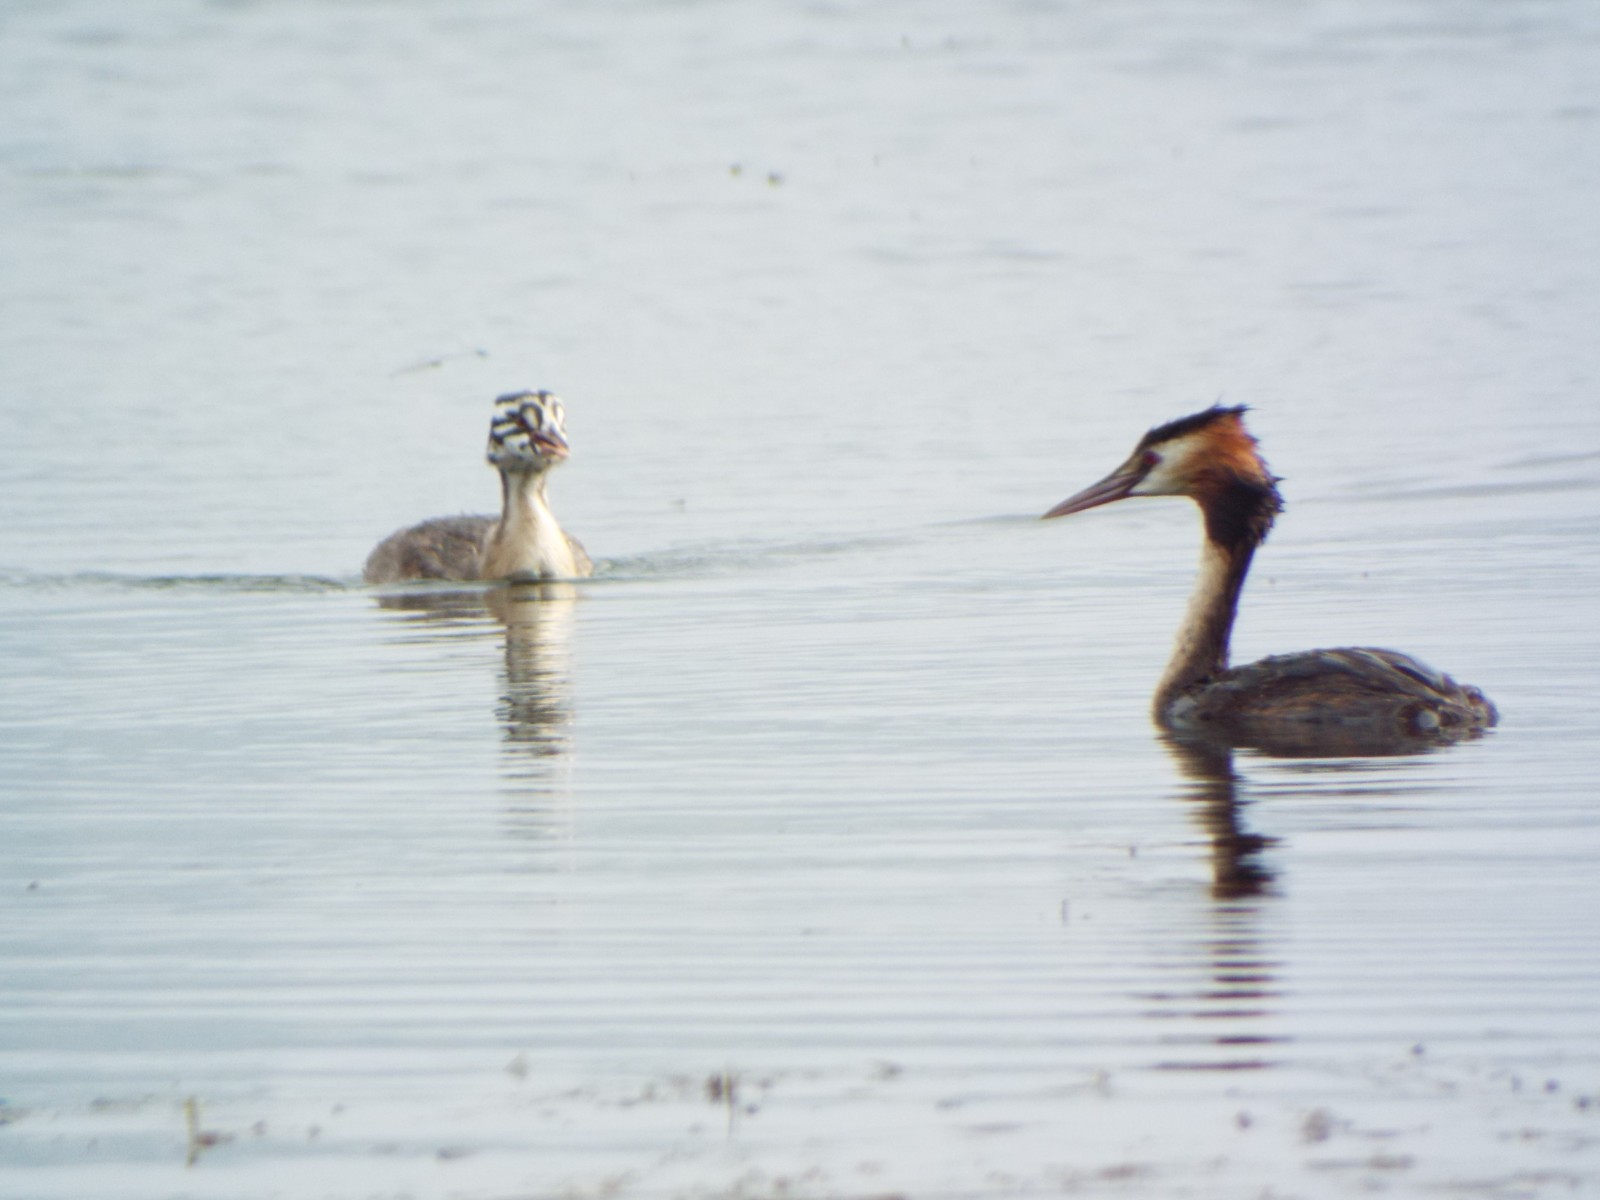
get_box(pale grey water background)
[4,1,1600,1197]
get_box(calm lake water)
[4,1,1600,1197]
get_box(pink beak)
[530,430,570,459]
[1042,466,1144,520]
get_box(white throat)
[482,471,582,580]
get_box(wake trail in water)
[593,513,1038,582]
[1,513,1044,593]
[0,568,357,594]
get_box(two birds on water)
[366,394,1497,748]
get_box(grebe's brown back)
[364,390,592,585]
[1042,406,1497,748]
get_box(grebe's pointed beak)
[1042,464,1144,520]
[531,428,570,459]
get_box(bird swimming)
[364,389,592,585]
[1042,405,1497,749]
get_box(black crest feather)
[1136,404,1249,451]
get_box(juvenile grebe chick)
[1043,406,1497,746]
[364,390,592,584]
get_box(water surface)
[4,1,1600,1197]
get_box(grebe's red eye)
[1140,450,1160,470]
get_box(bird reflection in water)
[1155,727,1466,1072]
[1168,716,1470,902]
[485,583,577,776]
[374,582,577,839]
[1164,733,1277,902]
[1147,732,1285,1072]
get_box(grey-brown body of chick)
[365,390,592,585]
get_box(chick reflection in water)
[374,583,578,835]
[488,584,578,779]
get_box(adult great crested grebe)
[364,390,592,584]
[1043,405,1497,746]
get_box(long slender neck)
[1154,535,1256,714]
[1153,478,1275,718]
[481,469,576,580]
